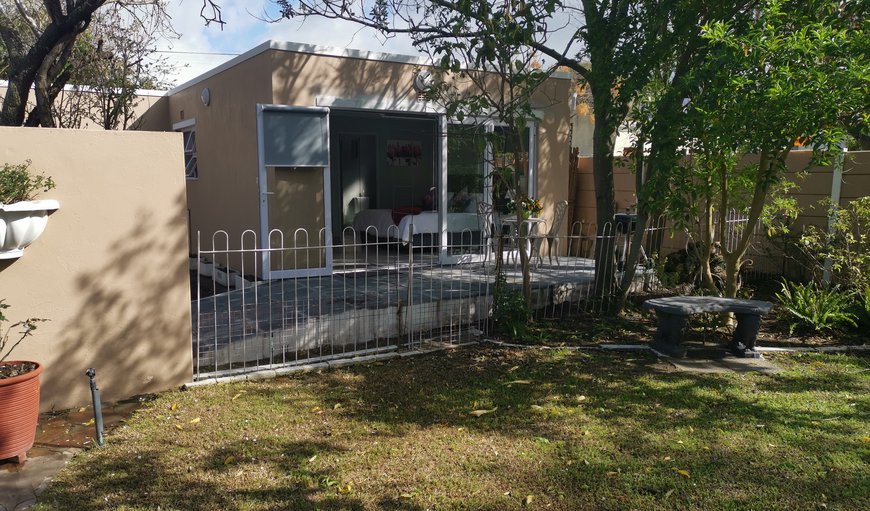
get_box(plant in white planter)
[0,300,48,464]
[0,160,59,259]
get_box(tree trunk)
[698,197,716,292]
[591,116,616,300]
[0,0,105,126]
[616,137,648,311]
[720,150,783,297]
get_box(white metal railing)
[190,217,689,380]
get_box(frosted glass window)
[262,110,329,167]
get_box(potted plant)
[0,160,59,259]
[0,300,47,463]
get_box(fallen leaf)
[676,440,684,444]
[234,469,244,477]
[308,455,317,463]
[606,471,620,477]
[175,424,183,431]
[508,365,520,372]
[338,482,354,494]
[170,403,178,411]
[530,405,545,411]
[576,395,587,402]
[523,494,534,506]
[223,455,236,465]
[507,379,533,385]
[82,419,95,426]
[189,417,201,424]
[664,489,675,499]
[231,392,244,401]
[663,456,672,461]
[863,436,870,443]
[673,468,690,478]
[470,407,498,417]
[333,403,342,410]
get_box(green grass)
[36,349,869,510]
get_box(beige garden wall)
[0,127,192,412]
[569,151,870,258]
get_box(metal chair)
[532,200,569,267]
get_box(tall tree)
[53,3,175,129]
[0,0,107,126]
[270,1,748,301]
[654,0,869,297]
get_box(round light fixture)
[413,70,434,93]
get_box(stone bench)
[642,296,773,358]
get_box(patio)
[192,250,623,379]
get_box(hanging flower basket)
[0,200,60,260]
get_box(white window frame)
[173,119,198,180]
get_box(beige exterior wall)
[0,127,192,412]
[164,51,273,270]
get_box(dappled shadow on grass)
[38,438,369,511]
[269,348,868,508]
[37,348,869,510]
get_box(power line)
[154,50,241,56]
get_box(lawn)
[36,347,869,510]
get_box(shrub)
[774,280,856,335]
[493,273,529,339]
[796,197,870,294]
[0,160,55,205]
[851,284,870,330]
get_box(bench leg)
[731,313,762,358]
[649,312,689,358]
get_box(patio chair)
[531,200,569,267]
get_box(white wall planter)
[0,200,60,260]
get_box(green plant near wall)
[852,284,870,330]
[0,160,55,204]
[493,273,529,340]
[797,197,870,294]
[0,300,47,365]
[774,280,857,335]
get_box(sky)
[157,1,424,87]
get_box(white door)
[257,105,333,279]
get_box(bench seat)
[643,296,773,358]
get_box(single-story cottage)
[137,40,572,278]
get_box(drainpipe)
[85,368,106,447]
[822,147,845,286]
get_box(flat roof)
[0,79,165,97]
[168,40,572,95]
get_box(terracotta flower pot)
[0,361,42,464]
